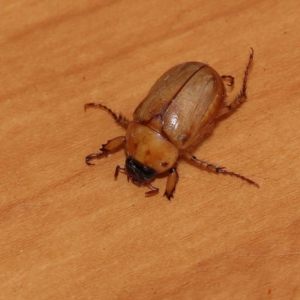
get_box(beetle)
[85,48,259,199]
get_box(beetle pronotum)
[85,48,258,199]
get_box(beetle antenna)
[84,102,129,129]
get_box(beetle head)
[125,156,157,185]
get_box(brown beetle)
[85,48,258,199]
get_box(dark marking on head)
[125,157,157,185]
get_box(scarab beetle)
[85,48,259,199]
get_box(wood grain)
[1,0,300,299]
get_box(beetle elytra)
[85,48,259,199]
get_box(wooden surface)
[1,1,300,299]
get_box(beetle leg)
[218,48,254,117]
[114,165,126,178]
[221,75,235,86]
[86,136,126,165]
[164,168,179,200]
[145,183,159,197]
[181,150,259,188]
[84,103,130,129]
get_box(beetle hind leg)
[164,168,179,200]
[84,103,130,129]
[86,136,126,165]
[218,48,254,117]
[181,150,259,188]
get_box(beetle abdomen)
[163,64,225,149]
[134,62,225,149]
[133,62,206,122]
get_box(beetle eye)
[125,157,157,184]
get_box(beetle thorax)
[125,121,179,174]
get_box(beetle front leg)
[145,183,159,197]
[164,168,179,200]
[86,136,126,165]
[181,150,259,188]
[218,48,254,117]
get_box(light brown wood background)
[1,1,300,299]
